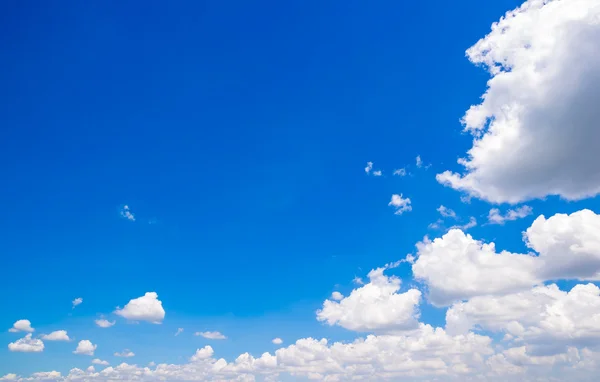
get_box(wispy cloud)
[120,205,135,221]
[388,194,412,215]
[194,331,227,340]
[488,206,533,225]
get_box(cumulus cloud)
[8,319,34,333]
[40,330,70,341]
[72,298,82,308]
[317,266,421,332]
[195,331,227,340]
[272,338,283,345]
[372,170,382,176]
[120,205,135,221]
[0,374,17,381]
[91,359,109,366]
[437,0,600,203]
[115,292,165,324]
[416,155,423,168]
[364,161,373,174]
[330,291,344,301]
[388,194,412,215]
[94,319,115,328]
[114,350,135,358]
[190,346,214,361]
[8,334,44,352]
[73,340,96,356]
[414,209,600,306]
[488,205,533,225]
[447,283,600,355]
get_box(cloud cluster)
[413,209,600,306]
[437,0,600,203]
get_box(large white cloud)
[8,334,44,353]
[412,229,538,306]
[413,209,600,306]
[115,292,165,324]
[447,283,600,355]
[436,0,600,203]
[317,266,421,332]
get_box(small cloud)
[388,194,412,215]
[114,349,135,358]
[1,374,18,380]
[86,366,95,373]
[41,330,70,341]
[364,161,373,174]
[488,206,533,225]
[451,217,478,231]
[416,155,423,168]
[372,170,383,176]
[8,319,34,333]
[194,331,227,340]
[393,168,406,176]
[92,359,109,366]
[331,291,344,301]
[148,361,156,367]
[428,218,444,230]
[73,340,97,356]
[352,276,364,285]
[115,292,165,324]
[175,328,184,336]
[120,205,135,221]
[437,205,457,219]
[272,338,283,345]
[72,298,83,309]
[8,334,43,352]
[95,319,115,328]
[190,346,214,361]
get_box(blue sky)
[2,0,600,381]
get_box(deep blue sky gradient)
[4,0,596,376]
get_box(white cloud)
[352,276,364,285]
[73,340,97,356]
[91,359,109,366]
[272,338,283,345]
[524,209,600,281]
[72,297,83,308]
[195,331,227,340]
[94,319,115,328]
[415,155,423,168]
[86,366,94,373]
[330,291,344,301]
[0,374,17,381]
[414,209,600,306]
[437,0,600,203]
[190,346,214,361]
[412,229,538,306]
[30,372,60,380]
[40,330,70,341]
[114,349,135,358]
[317,266,421,332]
[8,319,34,333]
[447,283,600,355]
[175,328,184,336]
[437,205,457,219]
[372,170,382,176]
[388,194,412,215]
[120,205,135,221]
[451,216,478,231]
[8,334,44,352]
[488,205,533,225]
[393,168,406,176]
[364,161,373,174]
[115,292,165,324]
